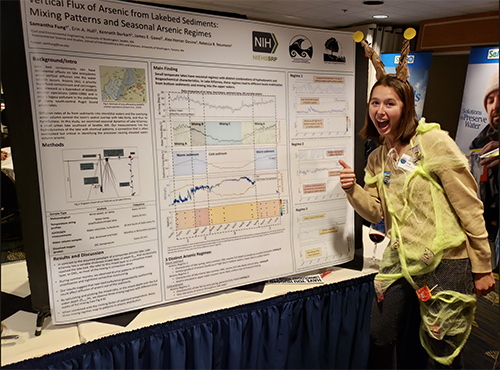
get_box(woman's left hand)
[474,272,496,297]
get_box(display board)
[18,0,355,324]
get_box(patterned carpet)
[462,274,499,370]
[1,212,25,263]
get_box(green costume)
[345,119,492,365]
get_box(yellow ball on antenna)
[404,28,417,40]
[353,31,364,43]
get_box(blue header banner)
[381,51,433,68]
[468,46,499,65]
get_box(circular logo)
[289,35,313,63]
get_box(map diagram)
[100,66,147,103]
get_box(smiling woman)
[339,30,496,369]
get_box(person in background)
[469,69,498,268]
[340,30,495,369]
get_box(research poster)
[20,0,355,324]
[381,51,432,119]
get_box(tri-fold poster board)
[17,0,356,324]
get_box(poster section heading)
[24,0,354,71]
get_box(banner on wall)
[455,46,499,267]
[19,0,356,324]
[381,51,432,119]
[455,46,499,153]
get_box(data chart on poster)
[153,63,293,298]
[288,72,355,271]
[290,75,352,138]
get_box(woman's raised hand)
[339,160,356,189]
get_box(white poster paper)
[19,0,356,324]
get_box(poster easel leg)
[35,310,51,336]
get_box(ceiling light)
[363,0,384,5]
[372,14,389,19]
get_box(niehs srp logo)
[289,35,313,63]
[252,31,278,62]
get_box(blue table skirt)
[7,273,375,369]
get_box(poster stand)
[2,0,362,329]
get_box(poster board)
[17,0,356,324]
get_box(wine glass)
[369,220,386,263]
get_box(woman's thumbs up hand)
[339,160,356,190]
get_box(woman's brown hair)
[359,75,418,145]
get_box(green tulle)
[365,118,476,365]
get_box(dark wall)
[1,1,50,316]
[421,54,470,138]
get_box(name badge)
[398,154,416,171]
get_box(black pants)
[368,277,429,369]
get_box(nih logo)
[487,48,499,60]
[252,31,278,53]
[394,55,415,64]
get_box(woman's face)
[369,85,404,145]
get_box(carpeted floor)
[1,211,25,263]
[462,274,499,370]
[1,238,25,264]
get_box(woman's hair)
[360,75,418,145]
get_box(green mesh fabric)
[365,118,476,365]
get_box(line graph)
[171,120,277,146]
[168,173,279,207]
[171,176,256,205]
[292,78,346,95]
[166,93,277,119]
[289,74,352,138]
[294,203,351,270]
[294,97,348,134]
[297,147,344,181]
[294,96,347,115]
